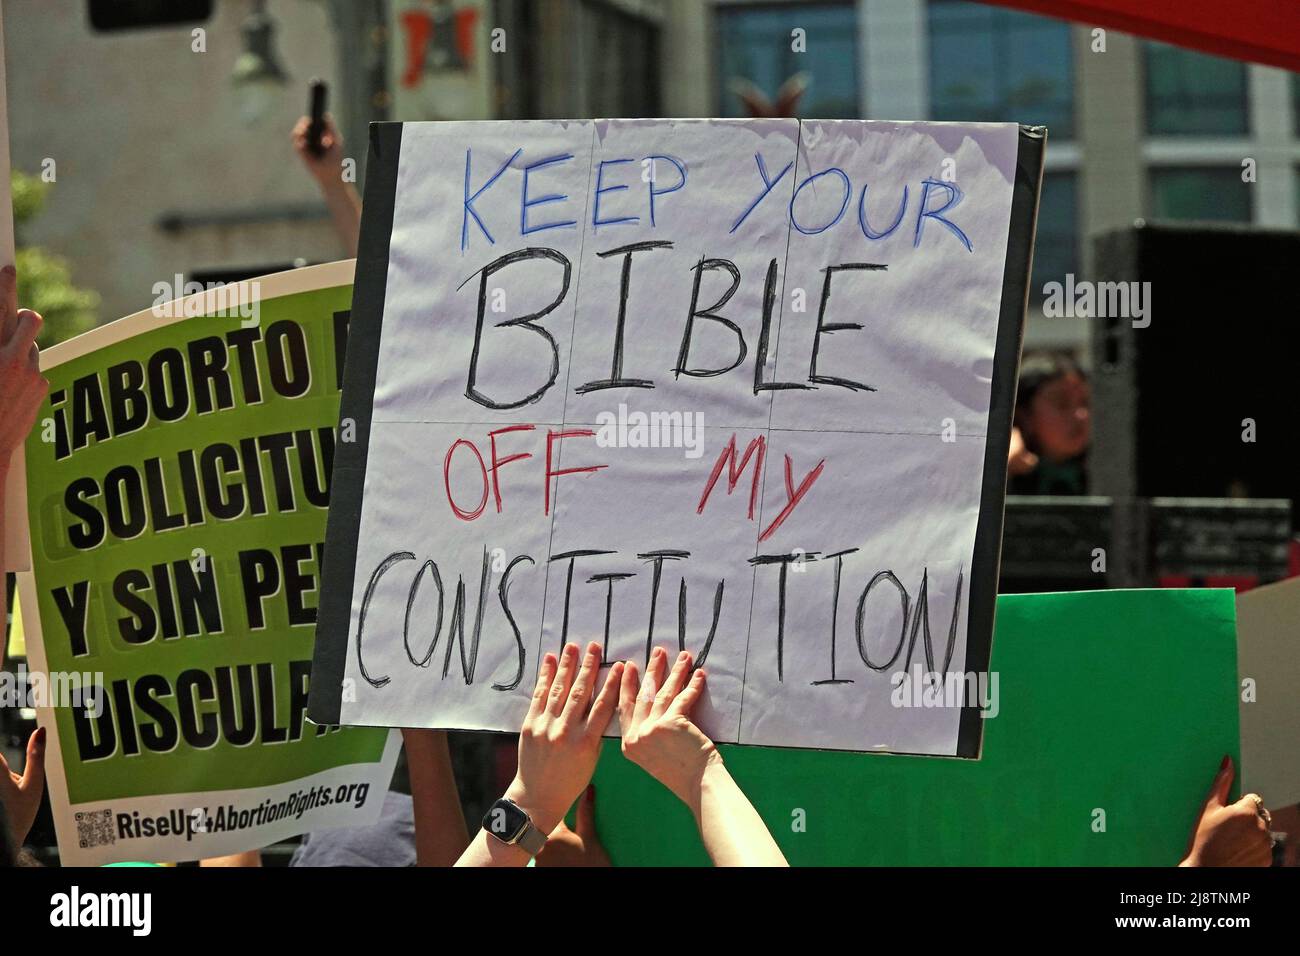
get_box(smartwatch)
[481,797,548,855]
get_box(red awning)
[984,0,1300,71]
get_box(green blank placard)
[590,588,1239,866]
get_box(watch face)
[483,799,528,843]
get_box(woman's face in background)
[1023,371,1091,462]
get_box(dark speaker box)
[1091,221,1300,526]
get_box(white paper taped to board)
[310,118,1042,757]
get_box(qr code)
[75,809,115,849]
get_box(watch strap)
[515,821,548,856]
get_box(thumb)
[21,727,46,792]
[1204,754,1234,810]
[575,784,597,839]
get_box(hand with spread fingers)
[618,647,719,806]
[456,641,623,866]
[1180,755,1273,867]
[619,647,787,867]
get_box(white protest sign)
[1236,576,1300,807]
[310,119,1043,757]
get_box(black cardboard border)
[956,124,1047,758]
[307,122,404,724]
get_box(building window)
[1150,168,1251,222]
[1032,172,1079,297]
[927,0,1073,137]
[716,3,858,118]
[1144,42,1248,136]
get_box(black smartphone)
[306,79,328,157]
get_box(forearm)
[455,829,534,867]
[401,729,469,866]
[692,758,788,867]
[316,177,362,258]
[453,780,562,868]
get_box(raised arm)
[456,641,623,867]
[292,114,362,258]
[618,647,787,867]
[401,728,470,866]
[0,265,49,666]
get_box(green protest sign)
[591,587,1240,865]
[11,262,398,865]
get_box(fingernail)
[1,264,14,277]
[678,651,690,662]
[1220,754,1232,771]
[586,784,596,800]
[34,726,46,752]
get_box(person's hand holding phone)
[291,113,345,186]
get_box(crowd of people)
[0,117,1280,868]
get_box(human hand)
[0,727,47,847]
[1180,755,1272,867]
[505,641,623,837]
[534,784,611,867]
[618,647,719,812]
[1007,426,1038,477]
[291,113,346,186]
[0,267,49,466]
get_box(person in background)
[1008,351,1090,495]
[292,114,363,259]
[456,641,786,867]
